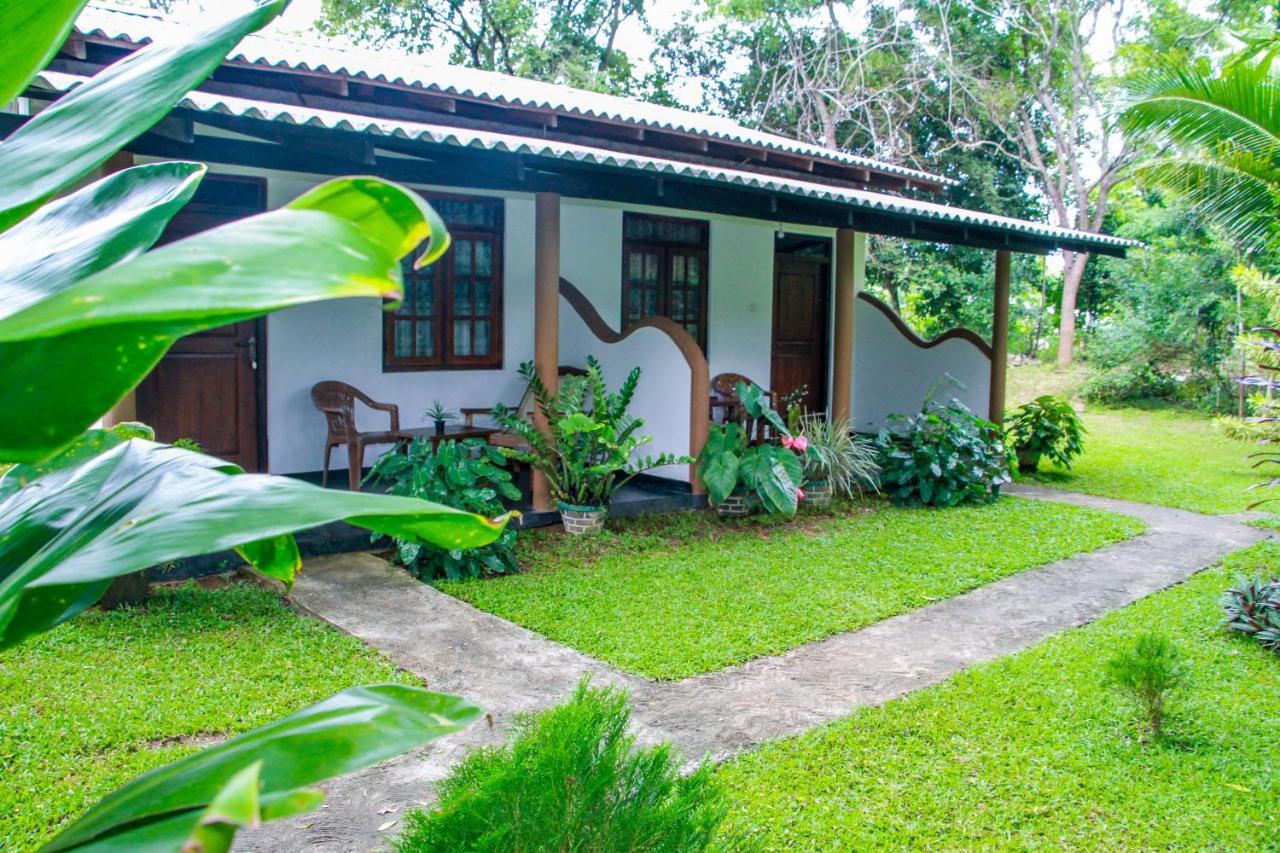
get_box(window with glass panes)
[384,196,503,370]
[621,213,709,350]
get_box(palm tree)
[1120,49,1280,252]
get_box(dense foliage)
[495,357,687,509]
[696,382,805,515]
[1221,575,1280,652]
[368,438,521,579]
[876,400,1011,507]
[1005,395,1086,471]
[396,680,730,851]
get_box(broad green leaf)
[183,762,265,853]
[0,162,206,317]
[0,177,444,462]
[0,422,152,501]
[0,0,90,108]
[44,685,481,852]
[0,439,511,647]
[0,0,287,231]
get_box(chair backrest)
[711,372,758,400]
[310,381,361,440]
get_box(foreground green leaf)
[0,162,206,317]
[0,176,445,462]
[0,0,89,108]
[44,685,482,852]
[0,438,511,648]
[0,0,286,231]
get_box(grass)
[1024,407,1267,515]
[438,498,1143,680]
[717,542,1280,849]
[0,581,415,852]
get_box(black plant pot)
[434,420,446,436]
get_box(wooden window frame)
[621,212,710,352]
[383,193,504,372]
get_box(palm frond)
[1132,155,1279,251]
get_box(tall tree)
[316,0,647,95]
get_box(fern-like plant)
[494,357,689,508]
[1105,632,1188,741]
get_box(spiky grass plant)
[797,414,880,497]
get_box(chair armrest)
[366,399,400,431]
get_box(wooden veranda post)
[830,229,864,422]
[989,250,1012,426]
[532,192,561,512]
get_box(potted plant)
[1004,395,1085,472]
[795,414,880,507]
[426,400,457,436]
[696,382,807,517]
[494,357,689,534]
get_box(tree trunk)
[1056,251,1090,367]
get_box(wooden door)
[771,253,831,416]
[136,175,267,471]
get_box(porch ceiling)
[19,70,1137,258]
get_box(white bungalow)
[10,4,1135,523]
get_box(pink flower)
[796,487,806,499]
[782,435,809,452]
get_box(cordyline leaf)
[0,176,445,462]
[0,162,206,318]
[0,422,152,502]
[182,762,265,853]
[43,685,481,852]
[0,0,90,108]
[0,0,288,231]
[0,439,511,648]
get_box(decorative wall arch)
[559,277,709,493]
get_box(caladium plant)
[696,382,807,516]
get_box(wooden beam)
[533,192,561,512]
[989,250,1012,426]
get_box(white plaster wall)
[849,298,991,433]
[707,218,777,385]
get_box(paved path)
[240,487,1265,851]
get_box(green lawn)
[0,582,415,852]
[717,542,1280,849]
[439,498,1142,680]
[1025,407,1267,515]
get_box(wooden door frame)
[771,237,833,414]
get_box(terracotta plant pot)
[715,491,757,519]
[558,502,607,535]
[1016,446,1039,473]
[800,480,833,508]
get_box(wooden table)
[398,424,500,448]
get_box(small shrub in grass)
[1221,576,1280,651]
[396,680,732,852]
[1105,632,1188,741]
[875,400,1010,507]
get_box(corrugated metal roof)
[30,69,1139,254]
[72,3,958,188]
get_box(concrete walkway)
[240,487,1265,851]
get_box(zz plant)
[875,398,1011,507]
[1004,395,1086,472]
[494,356,688,510]
[0,2,510,849]
[368,438,521,580]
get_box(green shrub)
[1105,632,1188,740]
[495,357,688,510]
[1211,416,1280,443]
[1004,395,1086,471]
[367,438,520,580]
[1081,364,1180,406]
[697,382,805,516]
[396,680,731,852]
[875,401,1010,507]
[1221,576,1280,651]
